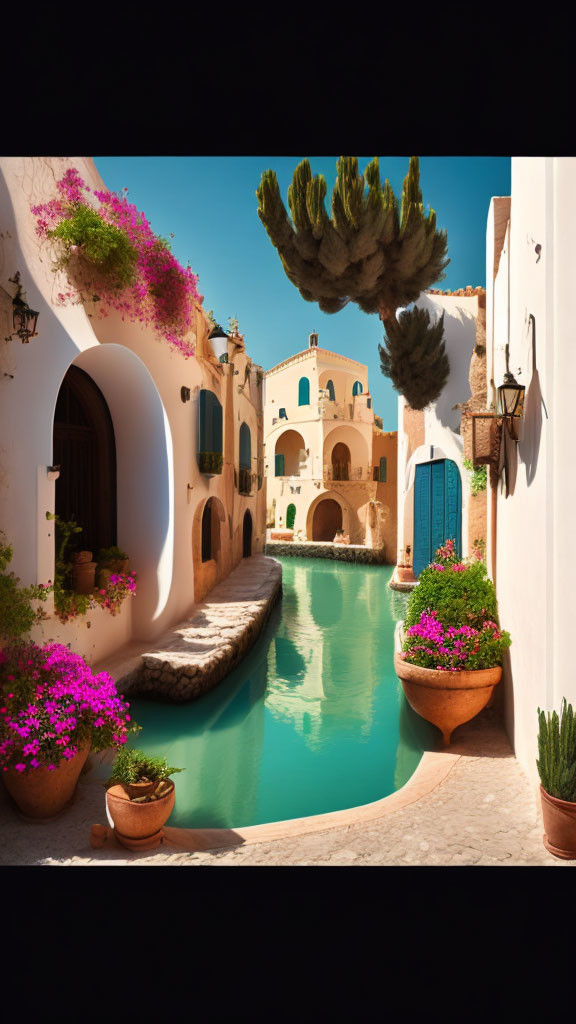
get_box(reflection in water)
[123,558,434,828]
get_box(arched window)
[286,503,296,529]
[198,390,223,474]
[326,379,335,402]
[352,380,363,396]
[298,377,310,406]
[239,422,251,495]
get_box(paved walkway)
[0,707,571,866]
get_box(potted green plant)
[96,546,130,575]
[537,699,576,859]
[105,748,183,850]
[394,539,511,745]
[0,640,137,819]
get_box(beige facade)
[263,335,397,559]
[0,157,265,664]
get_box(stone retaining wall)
[118,555,282,702]
[265,541,389,565]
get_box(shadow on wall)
[417,294,474,434]
[518,367,548,487]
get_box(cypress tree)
[256,156,450,404]
[378,307,450,410]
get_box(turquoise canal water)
[123,558,434,829]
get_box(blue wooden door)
[413,459,462,577]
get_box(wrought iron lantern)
[497,371,525,420]
[5,272,39,344]
[208,322,229,363]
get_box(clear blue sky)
[95,157,511,430]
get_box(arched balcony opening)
[275,429,306,477]
[331,441,351,482]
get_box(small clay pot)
[122,779,158,800]
[3,744,91,820]
[106,780,175,851]
[394,652,502,746]
[540,786,576,859]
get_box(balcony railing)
[238,467,252,495]
[197,451,223,475]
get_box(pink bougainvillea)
[31,168,202,357]
[0,641,139,773]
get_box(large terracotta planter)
[540,786,576,860]
[106,780,175,851]
[394,652,502,746]
[3,744,90,820]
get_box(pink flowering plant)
[31,168,202,357]
[0,641,139,773]
[401,538,511,671]
[93,572,137,616]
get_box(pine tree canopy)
[378,307,450,410]
[256,156,449,321]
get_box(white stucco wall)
[488,158,576,789]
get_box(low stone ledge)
[265,541,389,565]
[116,555,282,703]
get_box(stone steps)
[94,555,282,703]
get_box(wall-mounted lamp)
[47,465,60,480]
[497,371,525,420]
[5,273,39,344]
[181,386,191,403]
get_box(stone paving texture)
[116,555,282,701]
[1,707,573,867]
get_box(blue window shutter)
[239,423,251,469]
[353,380,363,396]
[431,460,446,557]
[444,459,462,557]
[279,408,287,419]
[199,390,223,453]
[379,457,387,482]
[298,377,310,405]
[275,453,285,476]
[413,463,432,578]
[326,380,335,401]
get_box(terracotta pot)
[393,652,502,746]
[540,786,576,859]
[3,744,90,820]
[72,560,96,595]
[106,780,175,851]
[396,566,415,583]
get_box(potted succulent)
[105,747,183,850]
[394,539,511,745]
[537,699,576,859]
[0,640,137,819]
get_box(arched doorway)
[312,499,342,541]
[413,458,462,577]
[243,510,253,557]
[53,365,116,555]
[331,442,351,481]
[201,498,222,563]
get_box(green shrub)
[537,699,576,801]
[404,559,499,631]
[107,747,183,788]
[96,546,129,565]
[0,535,50,641]
[463,459,488,496]
[49,204,138,289]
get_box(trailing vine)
[463,459,487,496]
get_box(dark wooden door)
[53,365,117,557]
[243,510,252,557]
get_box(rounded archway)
[193,495,226,601]
[331,441,351,482]
[275,429,306,477]
[53,365,116,556]
[312,499,342,541]
[243,509,253,557]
